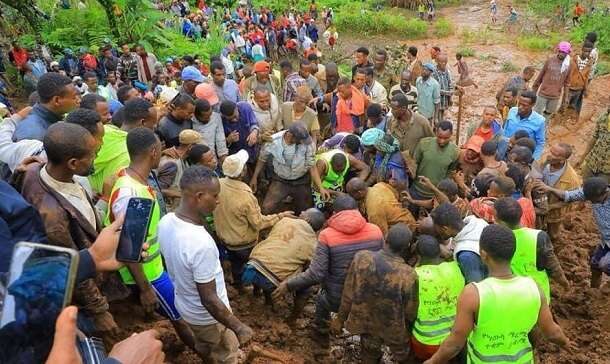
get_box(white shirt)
[0,115,44,172]
[369,80,388,108]
[451,215,488,256]
[158,213,231,326]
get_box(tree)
[0,0,45,41]
[96,0,120,39]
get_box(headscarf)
[374,133,400,182]
[360,127,385,147]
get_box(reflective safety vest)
[468,276,540,364]
[511,227,551,302]
[315,149,350,190]
[104,169,164,284]
[413,261,465,345]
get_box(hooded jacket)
[286,209,383,299]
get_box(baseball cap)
[463,135,485,154]
[181,66,205,83]
[422,63,436,72]
[287,122,312,144]
[194,83,220,106]
[557,41,571,54]
[159,87,179,104]
[222,149,249,178]
[179,129,202,145]
[253,61,271,73]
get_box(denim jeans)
[456,251,487,283]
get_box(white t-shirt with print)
[158,213,230,325]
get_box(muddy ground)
[108,0,610,363]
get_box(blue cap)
[422,63,436,72]
[181,66,205,83]
[108,99,123,115]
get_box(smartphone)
[0,243,78,338]
[116,197,154,263]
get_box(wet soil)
[109,0,610,363]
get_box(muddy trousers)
[226,246,253,288]
[360,334,411,364]
[261,175,312,215]
[312,290,341,346]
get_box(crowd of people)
[0,1,608,364]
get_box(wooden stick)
[456,91,463,145]
[245,345,288,364]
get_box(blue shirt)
[213,79,240,104]
[14,103,64,141]
[222,102,259,161]
[503,107,546,160]
[565,188,610,248]
[415,76,441,119]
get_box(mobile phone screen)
[117,197,154,262]
[0,244,75,340]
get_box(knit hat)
[222,149,249,178]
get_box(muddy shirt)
[337,249,418,346]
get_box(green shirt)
[89,124,130,194]
[413,137,459,197]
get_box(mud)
[112,0,610,363]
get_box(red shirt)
[474,126,494,142]
[11,48,29,69]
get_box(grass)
[516,33,562,52]
[434,18,454,38]
[459,27,500,45]
[334,10,428,38]
[456,46,475,57]
[501,61,519,73]
[596,61,610,77]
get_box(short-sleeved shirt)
[413,137,459,197]
[388,84,418,112]
[415,76,441,119]
[158,213,230,326]
[280,102,319,133]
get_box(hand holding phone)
[116,197,154,263]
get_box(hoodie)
[287,209,383,299]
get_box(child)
[490,0,498,23]
[454,52,478,88]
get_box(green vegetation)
[569,13,610,56]
[456,46,475,57]
[516,33,561,52]
[334,9,428,37]
[500,61,519,73]
[433,18,454,38]
[596,61,610,77]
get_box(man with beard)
[15,123,120,345]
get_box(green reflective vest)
[413,261,465,345]
[104,170,164,284]
[468,276,540,364]
[316,150,350,190]
[511,228,551,302]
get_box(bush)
[570,13,610,56]
[335,10,427,38]
[434,18,454,38]
[516,34,561,52]
[457,46,475,57]
[501,61,519,73]
[596,61,610,77]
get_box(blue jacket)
[14,103,64,142]
[503,107,546,160]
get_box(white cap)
[159,87,179,104]
[222,150,249,178]
[50,61,59,67]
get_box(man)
[308,54,327,92]
[282,60,307,102]
[59,48,79,78]
[16,123,119,343]
[389,70,418,112]
[347,177,416,235]
[117,43,139,84]
[181,65,206,96]
[327,77,368,134]
[319,133,363,160]
[192,99,228,164]
[540,177,610,289]
[14,73,80,141]
[245,207,325,316]
[580,107,610,182]
[411,235,465,361]
[281,85,320,142]
[365,103,387,131]
[331,224,417,363]
[214,150,293,291]
[498,87,518,122]
[416,63,441,124]
[532,143,581,240]
[298,59,323,99]
[503,90,546,160]
[532,41,572,117]
[411,121,459,200]
[387,93,433,156]
[250,122,329,215]
[363,67,388,108]
[565,41,593,116]
[83,71,102,97]
[465,106,503,143]
[432,53,455,125]
[274,195,383,352]
[324,62,340,93]
[241,60,281,101]
[406,46,423,85]
[430,202,488,283]
[351,46,373,80]
[158,93,196,148]
[494,197,569,302]
[210,61,240,104]
[313,149,369,210]
[424,225,571,364]
[134,45,158,84]
[90,98,158,194]
[250,87,282,140]
[157,129,203,205]
[105,127,196,352]
[159,166,253,363]
[219,100,259,161]
[372,49,395,91]
[81,93,111,124]
[8,41,29,74]
[186,144,218,170]
[495,65,536,104]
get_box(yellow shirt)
[213,177,280,249]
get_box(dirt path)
[109,1,610,363]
